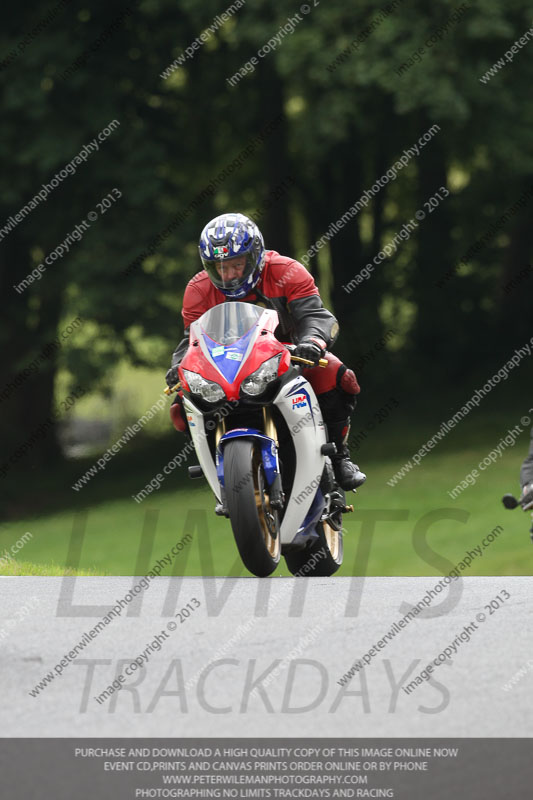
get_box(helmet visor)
[200,251,256,294]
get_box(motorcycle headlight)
[182,369,225,403]
[241,354,282,397]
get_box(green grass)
[1,430,530,577]
[2,385,532,576]
[0,560,107,576]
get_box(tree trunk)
[255,63,292,256]
[0,227,63,487]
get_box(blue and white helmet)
[198,213,265,299]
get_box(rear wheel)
[284,518,344,577]
[224,439,281,577]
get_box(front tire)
[224,439,281,577]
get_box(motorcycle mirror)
[502,493,519,509]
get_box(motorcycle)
[165,301,355,577]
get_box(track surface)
[2,576,532,736]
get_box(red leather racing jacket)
[171,250,339,367]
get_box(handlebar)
[502,490,533,510]
[290,355,328,368]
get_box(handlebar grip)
[501,490,533,510]
[290,356,328,368]
[164,382,181,395]
[502,494,519,509]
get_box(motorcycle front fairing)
[178,302,327,546]
[180,302,289,402]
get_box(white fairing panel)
[182,397,221,502]
[273,375,326,545]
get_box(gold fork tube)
[215,419,226,447]
[262,407,278,445]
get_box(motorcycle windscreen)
[198,302,263,345]
[197,302,263,383]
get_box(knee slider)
[337,365,360,395]
[170,392,187,432]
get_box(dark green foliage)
[1,0,531,473]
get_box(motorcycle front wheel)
[223,438,281,577]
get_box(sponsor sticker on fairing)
[292,394,307,410]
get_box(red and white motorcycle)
[167,302,354,577]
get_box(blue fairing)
[216,429,280,489]
[291,488,324,546]
[203,326,256,384]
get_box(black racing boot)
[326,419,366,491]
[331,443,366,490]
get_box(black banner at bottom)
[0,739,530,799]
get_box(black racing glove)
[291,337,327,367]
[165,365,180,389]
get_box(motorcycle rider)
[165,212,366,491]
[520,425,533,510]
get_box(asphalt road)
[1,576,532,736]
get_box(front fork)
[213,408,277,445]
[214,407,284,517]
[262,407,284,509]
[215,417,228,516]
